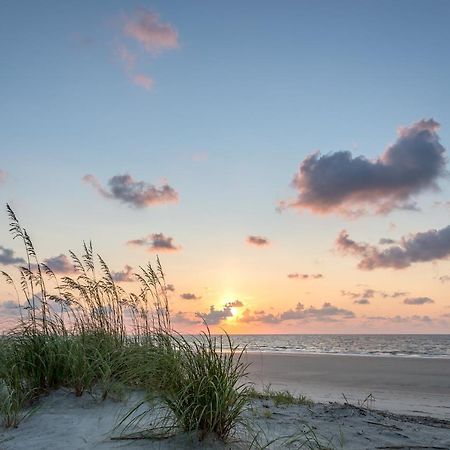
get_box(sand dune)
[1,353,450,449]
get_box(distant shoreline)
[244,349,450,359]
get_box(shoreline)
[244,349,450,359]
[244,351,450,420]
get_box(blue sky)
[1,1,450,333]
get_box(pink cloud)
[132,73,153,90]
[117,44,136,71]
[123,8,179,54]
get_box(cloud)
[117,44,136,71]
[336,224,450,270]
[83,174,178,208]
[180,292,201,300]
[341,288,376,299]
[195,305,233,325]
[111,265,134,282]
[132,73,153,90]
[0,300,19,311]
[354,298,370,305]
[247,235,270,247]
[128,233,181,252]
[0,246,26,266]
[225,300,244,308]
[166,284,175,292]
[171,311,200,325]
[439,275,450,283]
[403,297,434,305]
[280,119,447,216]
[0,170,7,184]
[116,9,179,91]
[387,291,409,298]
[365,315,432,323]
[116,44,153,91]
[42,254,73,274]
[238,302,355,324]
[123,8,179,54]
[379,238,397,245]
[287,273,323,280]
[342,289,409,303]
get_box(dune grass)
[249,385,314,407]
[118,329,251,440]
[0,205,336,448]
[0,205,251,442]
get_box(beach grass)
[0,205,254,443]
[249,385,314,407]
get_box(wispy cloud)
[116,8,179,90]
[247,235,270,247]
[0,170,7,184]
[180,292,201,300]
[336,225,450,270]
[365,315,432,324]
[132,73,153,90]
[341,288,407,300]
[403,297,434,305]
[287,273,323,280]
[0,246,25,266]
[280,119,446,217]
[128,233,181,252]
[116,43,136,71]
[83,174,178,208]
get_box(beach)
[1,352,449,449]
[245,352,450,419]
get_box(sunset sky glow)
[1,1,450,333]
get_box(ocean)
[229,334,450,358]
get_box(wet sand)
[245,352,450,419]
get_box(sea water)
[229,334,450,358]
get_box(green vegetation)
[0,205,335,448]
[0,205,250,442]
[249,385,314,407]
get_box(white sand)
[1,352,450,449]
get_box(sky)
[1,0,450,334]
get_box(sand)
[244,352,450,420]
[1,352,449,449]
